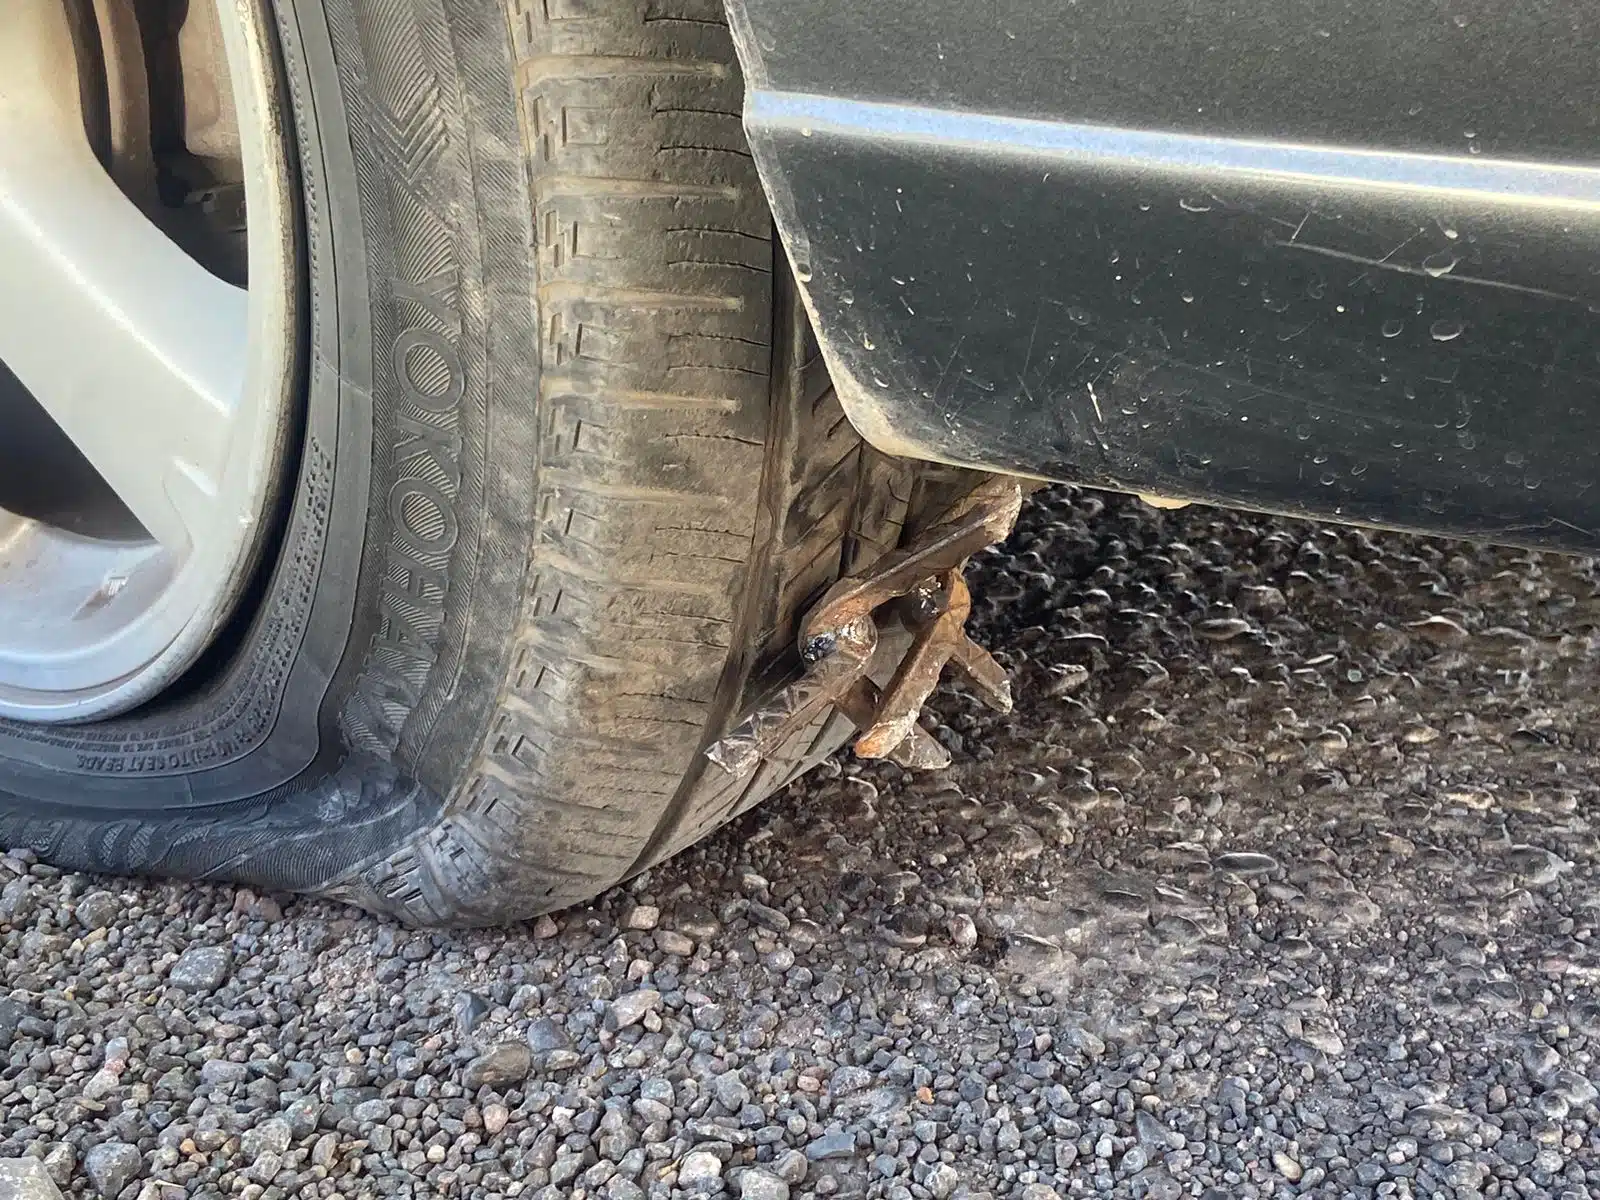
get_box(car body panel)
[728,0,1600,551]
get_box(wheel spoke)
[0,133,248,552]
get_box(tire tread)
[329,0,922,923]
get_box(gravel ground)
[2,487,1598,1200]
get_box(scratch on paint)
[1546,515,1598,540]
[932,334,966,406]
[1021,311,1041,377]
[1273,240,1583,305]
[1374,228,1421,266]
[1087,380,1104,423]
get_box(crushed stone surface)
[1,488,1597,1199]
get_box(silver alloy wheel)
[0,0,297,722]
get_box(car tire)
[0,0,931,925]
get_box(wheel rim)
[0,0,297,723]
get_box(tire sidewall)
[0,0,531,884]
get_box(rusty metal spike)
[706,476,1023,777]
[836,677,950,770]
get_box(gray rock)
[285,1098,322,1140]
[0,998,28,1050]
[605,989,662,1032]
[624,904,660,931]
[925,1163,961,1199]
[1522,1042,1560,1080]
[805,1132,858,1161]
[80,1068,120,1101]
[453,990,490,1034]
[745,901,790,932]
[772,1149,809,1185]
[550,1153,584,1186]
[1217,1076,1248,1123]
[1552,1069,1598,1105]
[199,1059,248,1085]
[738,1169,791,1200]
[241,1118,293,1159]
[0,1159,64,1200]
[249,1150,283,1184]
[1272,1151,1303,1182]
[632,1098,672,1124]
[527,1016,571,1053]
[678,1150,723,1189]
[1134,1109,1176,1149]
[40,1146,73,1189]
[672,903,721,940]
[693,1002,727,1031]
[639,1077,675,1107]
[464,1041,532,1089]
[84,1143,142,1198]
[74,890,120,931]
[656,930,695,956]
[168,946,231,993]
[310,1134,341,1169]
[947,913,978,950]
[713,1072,751,1112]
[829,1066,872,1095]
[0,878,33,922]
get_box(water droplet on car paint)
[1181,292,1194,304]
[1423,250,1459,277]
[800,126,813,137]
[1179,197,1213,213]
[862,336,875,350]
[1430,319,1464,341]
[840,291,853,305]
[1067,307,1092,325]
[1381,319,1404,338]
